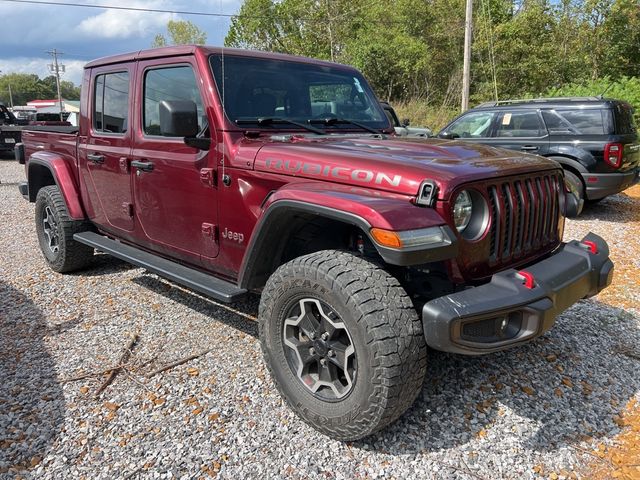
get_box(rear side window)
[143,65,205,136]
[93,72,129,134]
[542,109,612,135]
[495,110,545,137]
[446,111,496,138]
[613,103,637,134]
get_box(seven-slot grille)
[486,172,563,264]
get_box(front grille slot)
[485,172,561,266]
[488,186,500,260]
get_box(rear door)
[78,66,134,232]
[130,57,218,266]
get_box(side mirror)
[401,118,411,127]
[159,100,199,137]
[438,131,460,140]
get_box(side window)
[541,110,575,134]
[552,109,607,135]
[447,111,496,138]
[495,110,545,137]
[143,66,205,136]
[93,72,129,134]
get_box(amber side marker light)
[370,228,402,248]
[370,227,448,249]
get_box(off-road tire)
[564,170,584,217]
[35,185,94,273]
[259,250,427,440]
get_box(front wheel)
[259,250,427,440]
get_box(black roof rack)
[476,96,603,108]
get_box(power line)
[1,0,236,18]
[0,0,409,25]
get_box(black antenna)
[598,81,614,99]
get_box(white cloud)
[77,0,178,39]
[0,58,86,86]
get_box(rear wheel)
[259,250,427,440]
[35,186,94,273]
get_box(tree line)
[0,73,80,107]
[225,0,640,126]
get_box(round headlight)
[453,190,473,232]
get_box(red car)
[17,46,613,440]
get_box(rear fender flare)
[545,148,593,172]
[28,152,85,220]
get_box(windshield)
[209,54,390,131]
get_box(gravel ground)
[1,155,639,480]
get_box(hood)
[252,135,560,199]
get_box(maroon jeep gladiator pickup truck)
[17,46,614,440]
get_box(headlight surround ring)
[452,189,489,240]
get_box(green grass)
[391,100,460,133]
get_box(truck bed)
[21,128,79,175]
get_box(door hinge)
[199,168,216,187]
[122,202,134,217]
[201,223,218,241]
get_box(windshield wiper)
[235,117,325,135]
[307,116,381,134]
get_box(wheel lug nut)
[320,359,327,367]
[309,347,316,355]
[309,332,316,340]
[328,350,335,357]
[321,332,329,341]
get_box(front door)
[130,59,218,267]
[79,67,134,232]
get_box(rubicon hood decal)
[253,136,560,197]
[264,157,402,188]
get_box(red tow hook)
[581,240,598,254]
[517,270,535,289]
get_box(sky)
[0,0,244,86]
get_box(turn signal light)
[370,228,402,248]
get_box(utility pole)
[46,49,66,121]
[461,0,473,112]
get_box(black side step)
[74,232,247,303]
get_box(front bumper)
[584,169,639,200]
[422,233,613,355]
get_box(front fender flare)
[238,183,458,289]
[28,152,85,220]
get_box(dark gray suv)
[438,97,640,214]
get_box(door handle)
[87,153,105,164]
[521,145,538,151]
[131,160,154,172]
